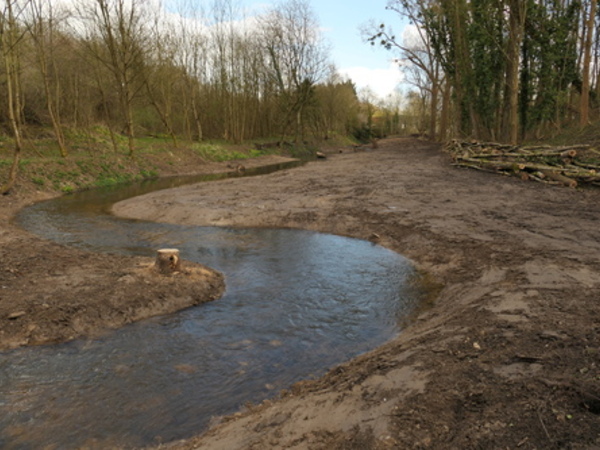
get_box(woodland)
[3,0,600,193]
[372,0,600,144]
[0,0,381,194]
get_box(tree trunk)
[1,2,24,194]
[93,62,119,154]
[29,0,68,158]
[429,76,439,141]
[502,0,527,144]
[439,81,451,141]
[581,0,597,127]
[155,249,182,275]
[145,81,178,147]
[123,86,135,157]
[43,61,68,157]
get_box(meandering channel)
[2,163,423,449]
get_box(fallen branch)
[447,140,600,188]
[539,169,578,188]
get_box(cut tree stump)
[155,248,182,275]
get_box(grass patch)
[94,175,133,188]
[139,168,158,179]
[192,142,249,161]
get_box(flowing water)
[1,163,423,449]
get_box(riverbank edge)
[0,155,297,351]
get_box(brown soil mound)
[0,232,224,349]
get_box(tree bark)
[502,0,527,144]
[439,81,451,141]
[581,0,597,127]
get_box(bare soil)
[2,138,599,448]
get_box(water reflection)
[1,167,422,449]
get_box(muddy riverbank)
[0,156,293,349]
[2,139,598,448]
[115,138,600,449]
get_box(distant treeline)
[0,0,375,158]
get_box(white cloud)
[339,63,403,99]
[402,23,424,49]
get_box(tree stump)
[155,248,182,275]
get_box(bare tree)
[77,0,150,157]
[367,14,444,140]
[173,1,208,141]
[1,0,28,194]
[260,0,330,142]
[143,15,179,147]
[26,0,69,157]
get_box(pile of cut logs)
[446,140,600,188]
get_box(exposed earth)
[2,138,599,448]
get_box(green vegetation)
[371,0,600,144]
[0,129,315,195]
[192,143,249,162]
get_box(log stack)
[446,140,600,188]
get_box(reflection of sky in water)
[2,173,422,449]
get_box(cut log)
[539,170,578,188]
[561,149,577,159]
[448,139,600,187]
[155,248,182,275]
[572,161,600,171]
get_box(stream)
[1,162,423,449]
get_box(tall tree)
[260,0,329,142]
[26,0,69,157]
[173,1,208,141]
[367,14,444,140]
[580,0,597,126]
[143,16,179,147]
[1,0,28,194]
[501,0,527,144]
[379,0,587,142]
[77,0,150,156]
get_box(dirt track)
[112,138,600,449]
[1,138,599,448]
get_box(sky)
[309,0,408,99]
[58,0,408,99]
[163,0,409,100]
